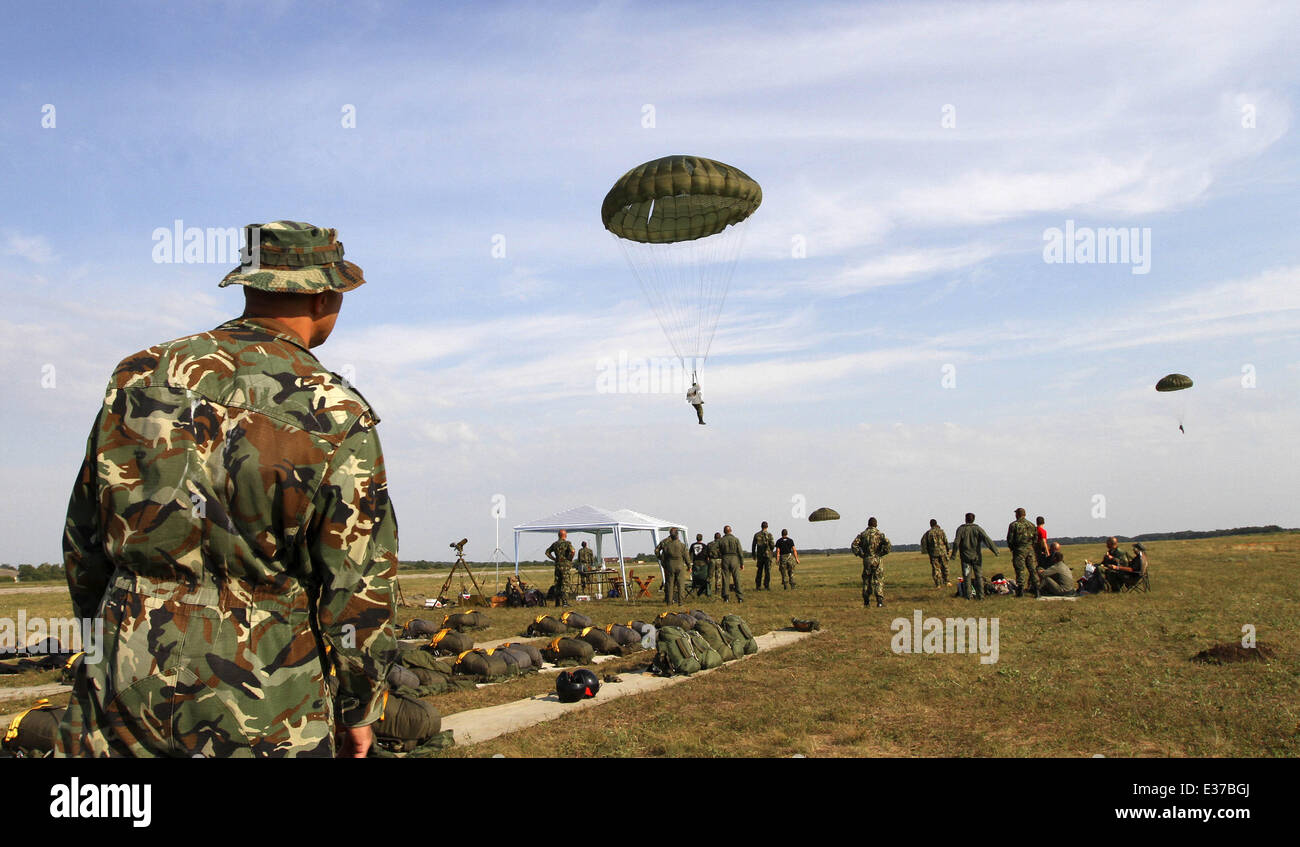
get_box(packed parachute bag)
[497,641,545,668]
[692,618,735,661]
[655,611,697,631]
[442,610,490,632]
[688,609,717,625]
[426,627,476,657]
[2,699,65,758]
[579,625,630,656]
[560,610,594,631]
[721,614,758,656]
[402,618,440,639]
[61,651,86,685]
[403,647,476,693]
[540,636,595,667]
[526,614,567,637]
[791,619,821,633]
[628,621,657,650]
[603,623,644,649]
[687,629,725,669]
[495,643,542,671]
[652,626,701,676]
[369,691,455,757]
[453,648,519,681]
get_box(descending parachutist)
[687,380,705,425]
[1179,424,1184,434]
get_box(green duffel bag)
[579,626,623,656]
[604,623,643,648]
[692,619,734,661]
[655,611,696,631]
[721,614,758,656]
[402,648,453,674]
[2,699,64,758]
[442,610,490,632]
[403,618,440,639]
[540,636,595,665]
[560,610,594,630]
[453,648,517,678]
[498,641,544,668]
[653,626,701,676]
[373,692,442,754]
[526,614,566,637]
[687,630,724,669]
[408,666,448,691]
[427,628,475,656]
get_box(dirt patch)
[1190,642,1276,664]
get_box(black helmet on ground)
[556,668,601,703]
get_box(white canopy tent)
[513,505,688,601]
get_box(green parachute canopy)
[808,507,840,522]
[601,155,762,244]
[602,155,761,365]
[1155,374,1193,392]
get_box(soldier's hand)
[338,724,374,758]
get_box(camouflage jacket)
[922,526,949,559]
[1006,518,1037,550]
[706,540,721,560]
[546,539,575,565]
[58,317,398,757]
[576,547,595,568]
[852,527,890,562]
[752,530,775,559]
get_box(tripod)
[438,542,487,607]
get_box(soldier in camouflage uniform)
[921,518,951,588]
[545,530,576,607]
[775,529,799,589]
[952,512,999,600]
[717,526,744,603]
[851,517,890,607]
[1006,507,1040,596]
[654,528,691,606]
[751,521,775,591]
[707,532,723,595]
[57,221,398,758]
[576,541,596,593]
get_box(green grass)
[5,533,1297,756]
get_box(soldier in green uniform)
[654,528,691,606]
[707,531,723,595]
[952,512,999,600]
[1006,507,1040,596]
[576,541,596,593]
[921,518,952,588]
[545,530,577,607]
[57,221,398,758]
[717,526,745,603]
[851,517,891,607]
[752,521,775,591]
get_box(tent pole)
[614,526,626,602]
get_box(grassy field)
[4,532,1297,757]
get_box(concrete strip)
[443,629,817,747]
[0,683,71,704]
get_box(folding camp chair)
[1118,555,1151,593]
[628,570,656,599]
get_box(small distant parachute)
[808,507,840,522]
[1155,374,1193,392]
[602,155,762,370]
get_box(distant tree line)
[797,525,1294,554]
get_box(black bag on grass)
[721,614,758,655]
[604,623,643,648]
[427,628,475,656]
[579,626,624,656]
[453,649,515,678]
[655,611,696,631]
[560,610,594,630]
[541,636,595,665]
[498,641,544,668]
[496,644,540,671]
[403,618,440,639]
[2,700,64,758]
[689,609,716,625]
[526,614,566,637]
[442,610,490,632]
[628,620,657,650]
[387,664,422,691]
[373,692,442,753]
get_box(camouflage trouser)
[663,564,686,606]
[553,564,576,606]
[929,555,950,586]
[754,556,772,589]
[708,560,719,594]
[720,559,744,601]
[861,558,884,603]
[961,558,983,598]
[778,553,796,588]
[1011,548,1039,593]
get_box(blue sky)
[2,0,1298,564]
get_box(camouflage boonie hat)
[219,220,365,293]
